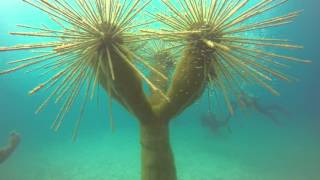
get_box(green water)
[0,0,319,179]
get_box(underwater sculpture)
[0,131,20,164]
[142,40,177,103]
[0,0,310,180]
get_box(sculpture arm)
[154,47,208,121]
[99,45,208,124]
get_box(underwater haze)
[0,0,320,180]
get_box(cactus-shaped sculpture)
[0,1,310,180]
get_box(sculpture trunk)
[99,44,208,180]
[140,122,177,180]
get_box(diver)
[0,131,20,164]
[200,111,232,134]
[231,91,289,125]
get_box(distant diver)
[201,111,232,134]
[230,91,289,125]
[0,131,21,164]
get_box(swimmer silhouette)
[0,131,20,163]
[201,112,232,134]
[231,92,289,125]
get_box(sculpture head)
[150,0,311,115]
[0,0,163,139]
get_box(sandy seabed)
[0,115,319,180]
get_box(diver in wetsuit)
[0,131,20,164]
[232,91,288,125]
